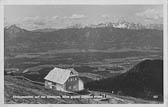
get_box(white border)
[0,0,166,5]
[0,0,167,107]
[163,1,168,107]
[0,1,4,107]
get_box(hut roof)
[44,67,78,84]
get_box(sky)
[4,5,163,30]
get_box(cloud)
[5,16,48,30]
[101,14,110,19]
[135,7,163,20]
[33,21,46,26]
[69,14,87,19]
[20,16,40,22]
[52,16,59,19]
[5,15,86,30]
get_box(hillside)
[85,59,163,101]
[4,76,91,104]
[5,76,160,104]
[5,25,163,55]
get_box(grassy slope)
[4,76,91,104]
[4,76,160,104]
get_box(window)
[73,86,76,89]
[69,77,77,81]
[52,86,55,89]
[48,82,52,85]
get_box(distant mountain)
[86,59,163,101]
[4,25,163,54]
[32,28,59,32]
[4,25,26,39]
[5,24,25,33]
[87,21,163,30]
[144,24,163,30]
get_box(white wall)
[78,79,84,91]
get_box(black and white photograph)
[1,0,167,105]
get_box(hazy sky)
[4,5,163,30]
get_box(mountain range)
[4,24,163,55]
[87,21,163,30]
[5,21,163,32]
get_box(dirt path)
[87,90,161,104]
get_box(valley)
[5,49,162,80]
